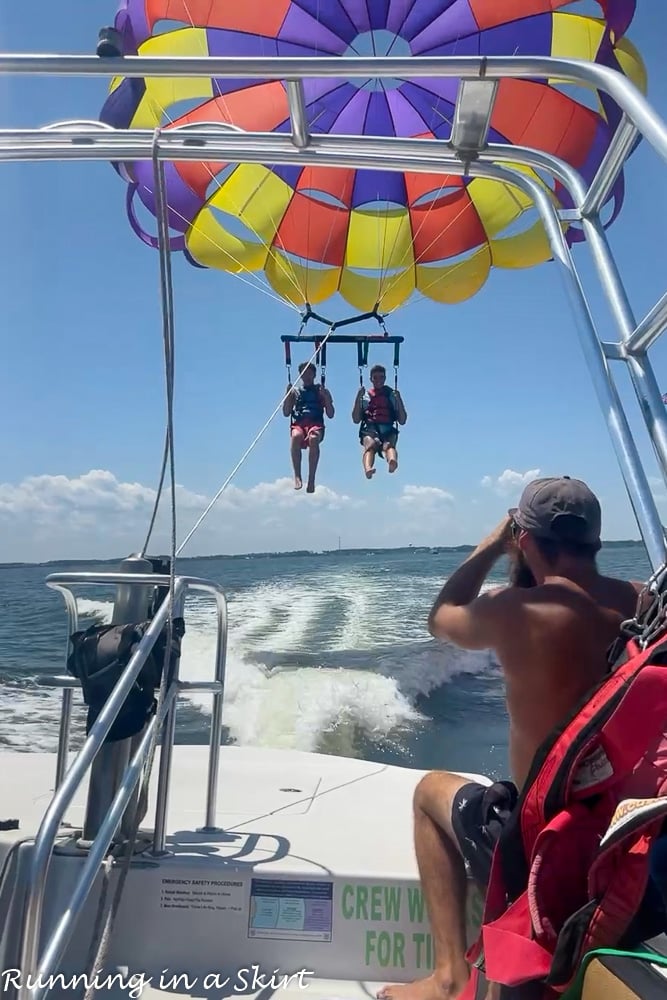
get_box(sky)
[1,2,667,562]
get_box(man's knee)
[414,770,470,837]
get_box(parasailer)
[353,365,407,479]
[282,361,334,493]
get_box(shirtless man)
[378,476,641,1000]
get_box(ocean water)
[0,544,652,781]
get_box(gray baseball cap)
[509,476,602,545]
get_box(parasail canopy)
[100,0,646,312]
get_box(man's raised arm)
[428,517,515,650]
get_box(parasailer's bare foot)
[388,458,398,473]
[306,479,315,493]
[294,477,303,491]
[365,468,376,479]
[377,970,469,1000]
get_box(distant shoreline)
[0,539,645,569]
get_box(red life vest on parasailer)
[361,386,397,427]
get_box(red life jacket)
[462,625,667,1000]
[363,386,396,426]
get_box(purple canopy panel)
[306,82,364,134]
[326,89,372,136]
[365,0,392,31]
[401,0,469,44]
[601,0,636,38]
[410,0,480,52]
[337,0,372,34]
[113,0,149,52]
[399,81,459,139]
[386,88,436,138]
[478,15,551,57]
[387,0,420,34]
[351,168,408,209]
[413,33,480,57]
[279,6,347,52]
[289,0,358,44]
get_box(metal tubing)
[581,115,639,218]
[484,143,667,517]
[47,572,224,590]
[151,590,185,856]
[286,80,309,148]
[627,291,667,354]
[52,587,78,789]
[45,573,231,833]
[580,216,667,497]
[151,698,178,856]
[38,676,223,693]
[18,579,185,998]
[178,680,223,692]
[201,586,229,831]
[54,690,72,789]
[48,572,174,587]
[473,162,666,570]
[0,54,666,164]
[29,703,159,1000]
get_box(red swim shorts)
[291,422,324,446]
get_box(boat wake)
[1,572,498,756]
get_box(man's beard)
[509,547,537,588]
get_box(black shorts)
[360,423,398,449]
[451,780,518,887]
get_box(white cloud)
[0,470,470,562]
[0,466,643,561]
[481,468,541,497]
[397,484,455,509]
[0,470,205,516]
[0,470,371,562]
[216,477,355,512]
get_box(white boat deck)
[0,746,488,998]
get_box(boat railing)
[19,571,228,1000]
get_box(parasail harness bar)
[282,307,403,388]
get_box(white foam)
[6,571,495,754]
[177,572,495,752]
[76,598,113,623]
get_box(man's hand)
[483,515,514,554]
[356,386,365,400]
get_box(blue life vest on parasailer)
[291,385,324,424]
